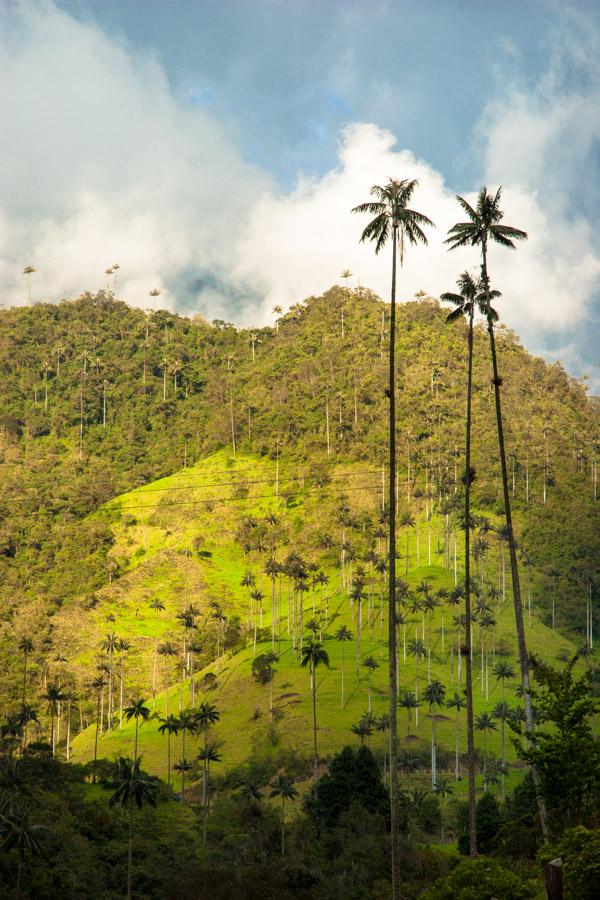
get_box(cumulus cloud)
[0,0,270,315]
[2,1,599,389]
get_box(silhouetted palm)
[300,640,330,783]
[108,756,158,899]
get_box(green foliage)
[422,856,538,900]
[539,826,600,900]
[512,653,600,832]
[305,745,388,829]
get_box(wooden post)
[545,857,563,900]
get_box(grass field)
[67,450,577,800]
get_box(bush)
[422,856,538,900]
[538,826,600,900]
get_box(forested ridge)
[0,287,598,898]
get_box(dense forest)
[0,280,598,898]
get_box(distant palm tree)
[300,640,330,782]
[339,269,353,338]
[446,691,467,780]
[149,598,166,702]
[492,701,511,799]
[195,701,220,824]
[399,750,420,791]
[422,680,446,788]
[91,676,106,783]
[399,691,419,735]
[408,637,426,722]
[43,684,66,757]
[363,656,379,712]
[475,712,497,784]
[124,699,151,759]
[18,637,34,710]
[350,719,370,745]
[353,179,433,900]
[198,744,222,844]
[157,641,177,717]
[335,625,353,706]
[108,756,158,900]
[377,713,391,780]
[270,774,298,855]
[272,305,283,332]
[157,715,181,788]
[22,266,36,306]
[492,662,515,700]
[433,777,454,841]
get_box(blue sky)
[2,0,600,389]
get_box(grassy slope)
[66,450,576,796]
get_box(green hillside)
[64,450,577,789]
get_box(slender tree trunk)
[127,799,133,900]
[464,308,477,857]
[312,661,318,783]
[281,797,286,856]
[388,225,401,900]
[482,246,549,842]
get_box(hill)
[0,288,598,788]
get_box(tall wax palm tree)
[335,625,353,706]
[124,699,151,759]
[446,188,547,842]
[270,774,298,856]
[157,715,181,788]
[300,640,330,783]
[353,179,434,900]
[109,757,158,900]
[423,680,446,788]
[272,305,283,332]
[441,270,493,855]
[174,759,193,800]
[446,691,467,781]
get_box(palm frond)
[492,224,528,241]
[446,306,467,324]
[439,291,463,306]
[352,201,386,215]
[455,194,478,221]
[489,231,517,249]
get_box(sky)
[2,0,600,390]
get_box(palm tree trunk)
[312,661,318,783]
[281,797,286,856]
[464,307,477,857]
[388,224,401,900]
[341,645,345,707]
[127,799,133,900]
[483,249,549,843]
[93,693,101,783]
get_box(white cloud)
[2,1,599,391]
[0,0,270,314]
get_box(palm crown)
[352,179,434,259]
[444,187,527,253]
[441,271,500,324]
